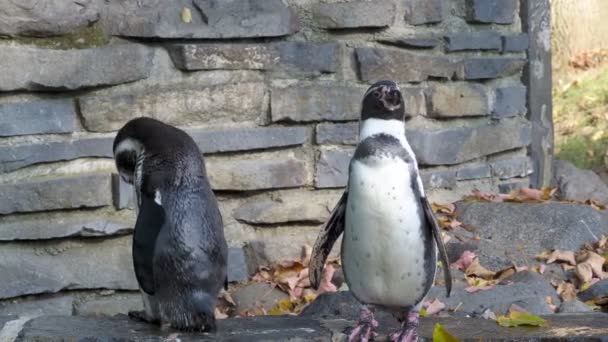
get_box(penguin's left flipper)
[309,191,348,289]
[420,195,452,297]
[133,192,166,295]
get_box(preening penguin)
[309,81,452,342]
[113,117,228,332]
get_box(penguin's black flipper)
[420,196,452,297]
[133,193,165,295]
[309,191,348,290]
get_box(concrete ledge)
[4,313,608,341]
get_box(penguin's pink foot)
[389,311,419,342]
[347,307,379,342]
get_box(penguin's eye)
[373,91,381,99]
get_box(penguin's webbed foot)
[128,310,160,325]
[347,307,378,342]
[389,311,419,342]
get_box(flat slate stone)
[455,202,608,269]
[271,84,364,123]
[503,34,530,53]
[378,37,440,49]
[403,0,443,25]
[356,47,460,82]
[0,0,99,37]
[0,44,153,91]
[227,247,249,283]
[75,294,143,317]
[0,209,133,241]
[79,82,267,132]
[445,32,502,51]
[456,164,492,181]
[420,169,457,189]
[0,136,113,172]
[493,85,527,118]
[427,83,490,118]
[99,0,300,39]
[207,156,310,191]
[316,122,359,145]
[0,174,112,215]
[190,126,309,154]
[0,295,74,317]
[169,42,339,74]
[490,156,532,180]
[462,57,526,80]
[315,148,354,188]
[0,99,75,137]
[466,0,517,24]
[0,236,137,299]
[312,0,396,29]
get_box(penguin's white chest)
[342,156,431,307]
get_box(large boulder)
[552,159,608,204]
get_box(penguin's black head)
[361,80,405,121]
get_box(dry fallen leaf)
[497,311,548,328]
[465,258,496,279]
[577,251,608,279]
[451,251,476,271]
[545,296,558,313]
[424,298,446,316]
[546,250,577,266]
[556,281,577,301]
[575,262,594,283]
[432,202,456,215]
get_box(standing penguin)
[113,117,228,332]
[309,81,452,342]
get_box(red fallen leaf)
[317,264,337,294]
[451,251,476,271]
[424,298,446,315]
[465,285,494,293]
[546,250,577,266]
[518,187,543,201]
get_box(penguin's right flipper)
[133,193,166,295]
[309,191,348,289]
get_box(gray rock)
[80,82,266,132]
[493,86,527,118]
[356,47,460,82]
[271,84,364,123]
[75,294,143,317]
[558,300,593,314]
[0,0,99,37]
[403,0,443,25]
[0,174,112,215]
[466,0,517,24]
[0,295,74,317]
[378,37,440,49]
[313,1,396,29]
[498,179,530,194]
[207,156,310,191]
[462,58,526,80]
[454,202,608,269]
[0,236,137,299]
[0,44,153,91]
[578,280,608,302]
[228,247,249,283]
[316,123,359,145]
[243,241,271,273]
[112,174,134,210]
[301,291,397,323]
[503,34,530,53]
[0,99,75,137]
[232,283,289,314]
[427,83,489,118]
[420,169,457,189]
[0,209,133,241]
[490,157,532,180]
[190,126,309,154]
[169,42,339,75]
[552,160,608,204]
[315,148,354,188]
[0,136,113,172]
[456,164,492,181]
[408,119,531,166]
[445,32,502,51]
[99,0,300,39]
[234,191,339,225]
[427,271,559,316]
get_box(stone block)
[0,295,74,317]
[75,294,142,317]
[206,155,310,191]
[0,209,133,241]
[0,0,99,37]
[79,82,266,132]
[462,58,525,80]
[313,1,396,29]
[490,157,532,180]
[99,0,299,39]
[493,86,527,118]
[498,179,530,193]
[0,136,113,172]
[378,37,440,49]
[466,0,517,24]
[407,119,531,166]
[420,169,457,189]
[427,83,489,118]
[169,42,338,75]
[112,174,134,210]
[316,123,359,145]
[190,126,309,154]
[503,34,530,53]
[0,44,153,91]
[227,247,249,283]
[0,174,112,215]
[356,47,460,82]
[315,148,354,188]
[445,32,502,51]
[403,0,442,25]
[0,236,137,299]
[271,84,364,123]
[0,99,75,137]
[456,164,492,181]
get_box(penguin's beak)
[384,87,401,107]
